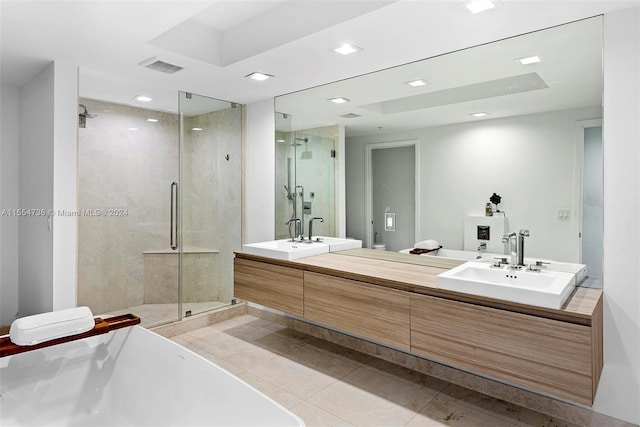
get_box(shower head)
[78,104,98,118]
[295,137,308,143]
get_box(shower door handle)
[170,182,178,250]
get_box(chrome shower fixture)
[78,104,98,128]
[79,104,98,118]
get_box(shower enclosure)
[77,92,241,327]
[275,114,337,240]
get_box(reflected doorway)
[580,123,603,286]
[365,141,419,251]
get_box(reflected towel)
[409,246,442,255]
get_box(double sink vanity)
[234,240,603,406]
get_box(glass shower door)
[177,92,242,318]
[77,97,180,327]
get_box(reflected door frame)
[364,140,420,249]
[574,118,603,281]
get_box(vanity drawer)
[410,293,594,405]
[304,271,410,350]
[234,258,304,316]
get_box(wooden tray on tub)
[0,313,140,357]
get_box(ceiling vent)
[340,113,362,119]
[138,57,183,74]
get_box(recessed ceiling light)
[192,127,203,131]
[405,79,429,87]
[146,118,158,123]
[518,55,542,65]
[329,97,350,104]
[470,112,489,117]
[128,127,139,131]
[334,44,362,56]
[246,72,273,81]
[276,139,286,143]
[134,95,152,102]
[465,0,495,14]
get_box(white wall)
[17,61,78,317]
[52,62,78,311]
[246,6,640,424]
[19,63,55,317]
[347,107,600,262]
[595,7,640,424]
[245,98,275,243]
[0,84,20,324]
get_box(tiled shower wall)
[77,99,178,315]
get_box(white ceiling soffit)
[148,0,397,67]
[359,73,549,114]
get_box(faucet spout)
[308,217,324,242]
[517,229,530,266]
[285,218,302,241]
[502,232,517,267]
[501,230,530,267]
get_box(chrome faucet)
[502,232,518,267]
[476,242,487,259]
[308,217,324,242]
[285,218,302,241]
[501,229,530,268]
[517,229,530,266]
[295,185,305,237]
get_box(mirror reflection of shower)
[275,114,338,240]
[283,137,309,239]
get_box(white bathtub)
[399,248,503,261]
[0,325,304,427]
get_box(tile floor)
[170,314,602,427]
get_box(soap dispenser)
[485,203,493,217]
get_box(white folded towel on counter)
[414,239,440,250]
[10,306,95,346]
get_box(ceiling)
[1,0,637,117]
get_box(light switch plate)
[385,213,396,231]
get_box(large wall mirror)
[275,16,603,287]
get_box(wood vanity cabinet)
[304,271,411,351]
[234,258,304,317]
[410,293,601,406]
[233,253,603,406]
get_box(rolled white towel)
[10,306,95,346]
[415,239,440,250]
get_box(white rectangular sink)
[242,239,329,261]
[313,236,362,252]
[437,261,576,309]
